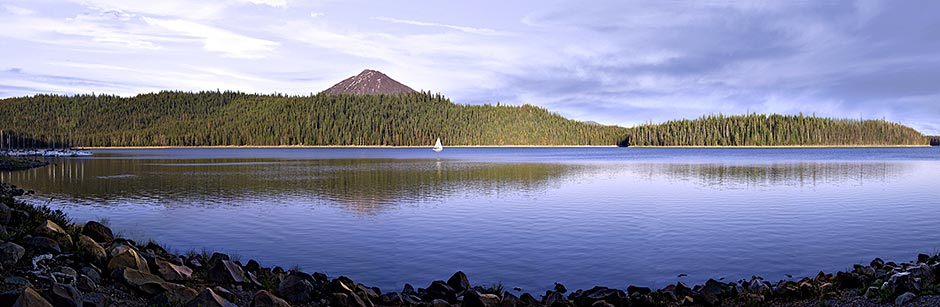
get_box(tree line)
[621,114,926,146]
[930,136,940,146]
[0,91,627,147]
[0,92,928,148]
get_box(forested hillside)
[930,136,939,146]
[621,114,926,146]
[0,91,627,147]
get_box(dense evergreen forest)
[930,136,939,146]
[621,114,927,146]
[0,91,627,147]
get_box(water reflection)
[0,158,911,213]
[632,162,906,189]
[0,159,583,214]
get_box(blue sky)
[1,0,938,134]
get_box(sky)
[1,0,938,134]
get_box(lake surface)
[3,147,940,293]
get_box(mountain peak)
[322,69,417,95]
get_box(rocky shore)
[1,183,940,306]
[0,157,48,172]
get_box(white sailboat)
[432,137,443,152]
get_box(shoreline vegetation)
[2,183,940,307]
[0,92,931,148]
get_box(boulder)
[253,290,292,307]
[81,266,102,284]
[245,259,261,273]
[49,283,82,307]
[118,268,167,296]
[896,291,916,305]
[108,247,150,274]
[697,279,724,306]
[574,287,627,307]
[332,292,370,307]
[463,290,485,307]
[379,292,403,306]
[208,259,248,284]
[278,272,315,303]
[75,235,106,264]
[871,258,885,269]
[626,286,650,296]
[5,276,32,288]
[887,272,917,296]
[918,254,931,264]
[77,275,97,292]
[156,258,194,281]
[447,271,471,292]
[82,292,109,307]
[23,236,61,254]
[426,280,457,303]
[81,221,113,244]
[14,287,53,307]
[430,299,451,307]
[0,202,10,225]
[0,242,25,266]
[150,283,198,306]
[479,294,500,307]
[213,286,238,303]
[186,288,237,307]
[32,220,72,248]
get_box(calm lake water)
[3,147,940,292]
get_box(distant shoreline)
[75,144,932,149]
[629,144,931,148]
[76,145,621,149]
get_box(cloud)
[142,17,279,58]
[310,12,325,18]
[374,16,501,35]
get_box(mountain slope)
[322,69,416,95]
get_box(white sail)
[432,137,443,152]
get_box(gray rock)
[82,292,109,307]
[252,290,291,307]
[207,259,247,284]
[379,292,403,306]
[0,242,25,266]
[427,280,457,303]
[278,272,315,303]
[156,258,193,281]
[0,202,11,225]
[430,299,451,307]
[23,236,61,254]
[151,283,198,306]
[462,290,485,307]
[14,287,52,307]
[117,268,167,296]
[213,286,238,303]
[896,291,916,305]
[447,271,470,292]
[186,288,237,307]
[81,221,113,244]
[32,220,72,248]
[5,276,32,288]
[75,235,106,264]
[107,247,150,274]
[49,283,82,307]
[77,275,97,292]
[81,266,102,284]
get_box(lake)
[3,147,940,293]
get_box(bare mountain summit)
[322,69,417,95]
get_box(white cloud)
[245,0,288,7]
[310,12,325,18]
[142,17,279,58]
[2,4,35,16]
[374,17,501,35]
